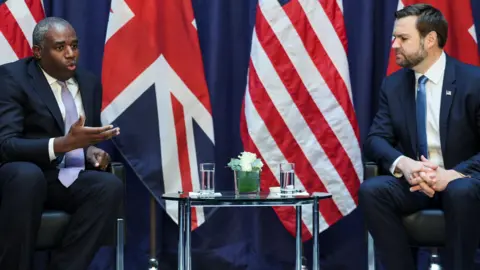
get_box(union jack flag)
[101,0,214,229]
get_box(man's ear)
[32,45,42,60]
[425,31,437,49]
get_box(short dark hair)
[395,3,448,48]
[32,17,72,47]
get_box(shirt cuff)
[390,155,404,178]
[48,138,56,161]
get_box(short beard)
[396,39,428,69]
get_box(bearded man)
[359,3,480,270]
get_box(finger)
[89,129,119,145]
[98,151,110,170]
[83,125,115,135]
[95,152,107,168]
[96,128,120,141]
[419,182,435,196]
[409,177,418,185]
[410,185,422,192]
[87,129,118,144]
[101,153,110,169]
[409,174,422,185]
[408,173,418,184]
[90,152,100,167]
[418,187,434,197]
[418,171,434,185]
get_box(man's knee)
[443,178,480,203]
[91,172,123,205]
[0,162,47,198]
[359,176,394,204]
[102,173,123,200]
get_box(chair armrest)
[364,161,379,179]
[109,162,126,183]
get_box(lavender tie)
[57,81,85,187]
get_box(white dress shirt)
[41,69,85,161]
[390,51,446,176]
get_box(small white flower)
[240,160,252,172]
[239,152,257,164]
[252,159,263,170]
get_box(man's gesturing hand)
[54,115,120,153]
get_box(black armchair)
[364,161,444,268]
[36,162,126,270]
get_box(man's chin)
[59,69,76,81]
[395,60,411,69]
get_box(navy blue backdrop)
[39,0,480,269]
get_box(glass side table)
[162,191,332,270]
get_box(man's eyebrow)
[393,33,410,38]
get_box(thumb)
[90,153,100,167]
[73,115,85,127]
[421,155,438,169]
[87,149,100,167]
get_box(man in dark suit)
[359,3,480,270]
[0,17,122,269]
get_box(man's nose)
[64,46,74,58]
[392,38,400,49]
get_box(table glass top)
[162,191,331,202]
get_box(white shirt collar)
[40,67,76,86]
[414,51,446,85]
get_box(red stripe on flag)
[102,0,212,115]
[318,0,348,53]
[255,8,360,202]
[159,0,212,114]
[239,101,313,240]
[247,64,343,225]
[0,4,32,59]
[282,1,360,142]
[102,0,163,110]
[171,93,198,229]
[25,0,45,23]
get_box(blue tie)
[416,75,429,159]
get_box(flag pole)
[149,195,159,270]
[302,241,308,269]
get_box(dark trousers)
[0,162,122,270]
[359,175,480,270]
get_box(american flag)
[101,0,214,230]
[241,0,363,238]
[0,0,45,65]
[387,0,479,75]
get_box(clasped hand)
[397,156,462,197]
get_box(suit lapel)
[439,56,456,157]
[75,71,93,127]
[27,61,64,133]
[401,70,418,157]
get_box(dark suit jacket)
[0,57,103,169]
[364,54,480,179]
